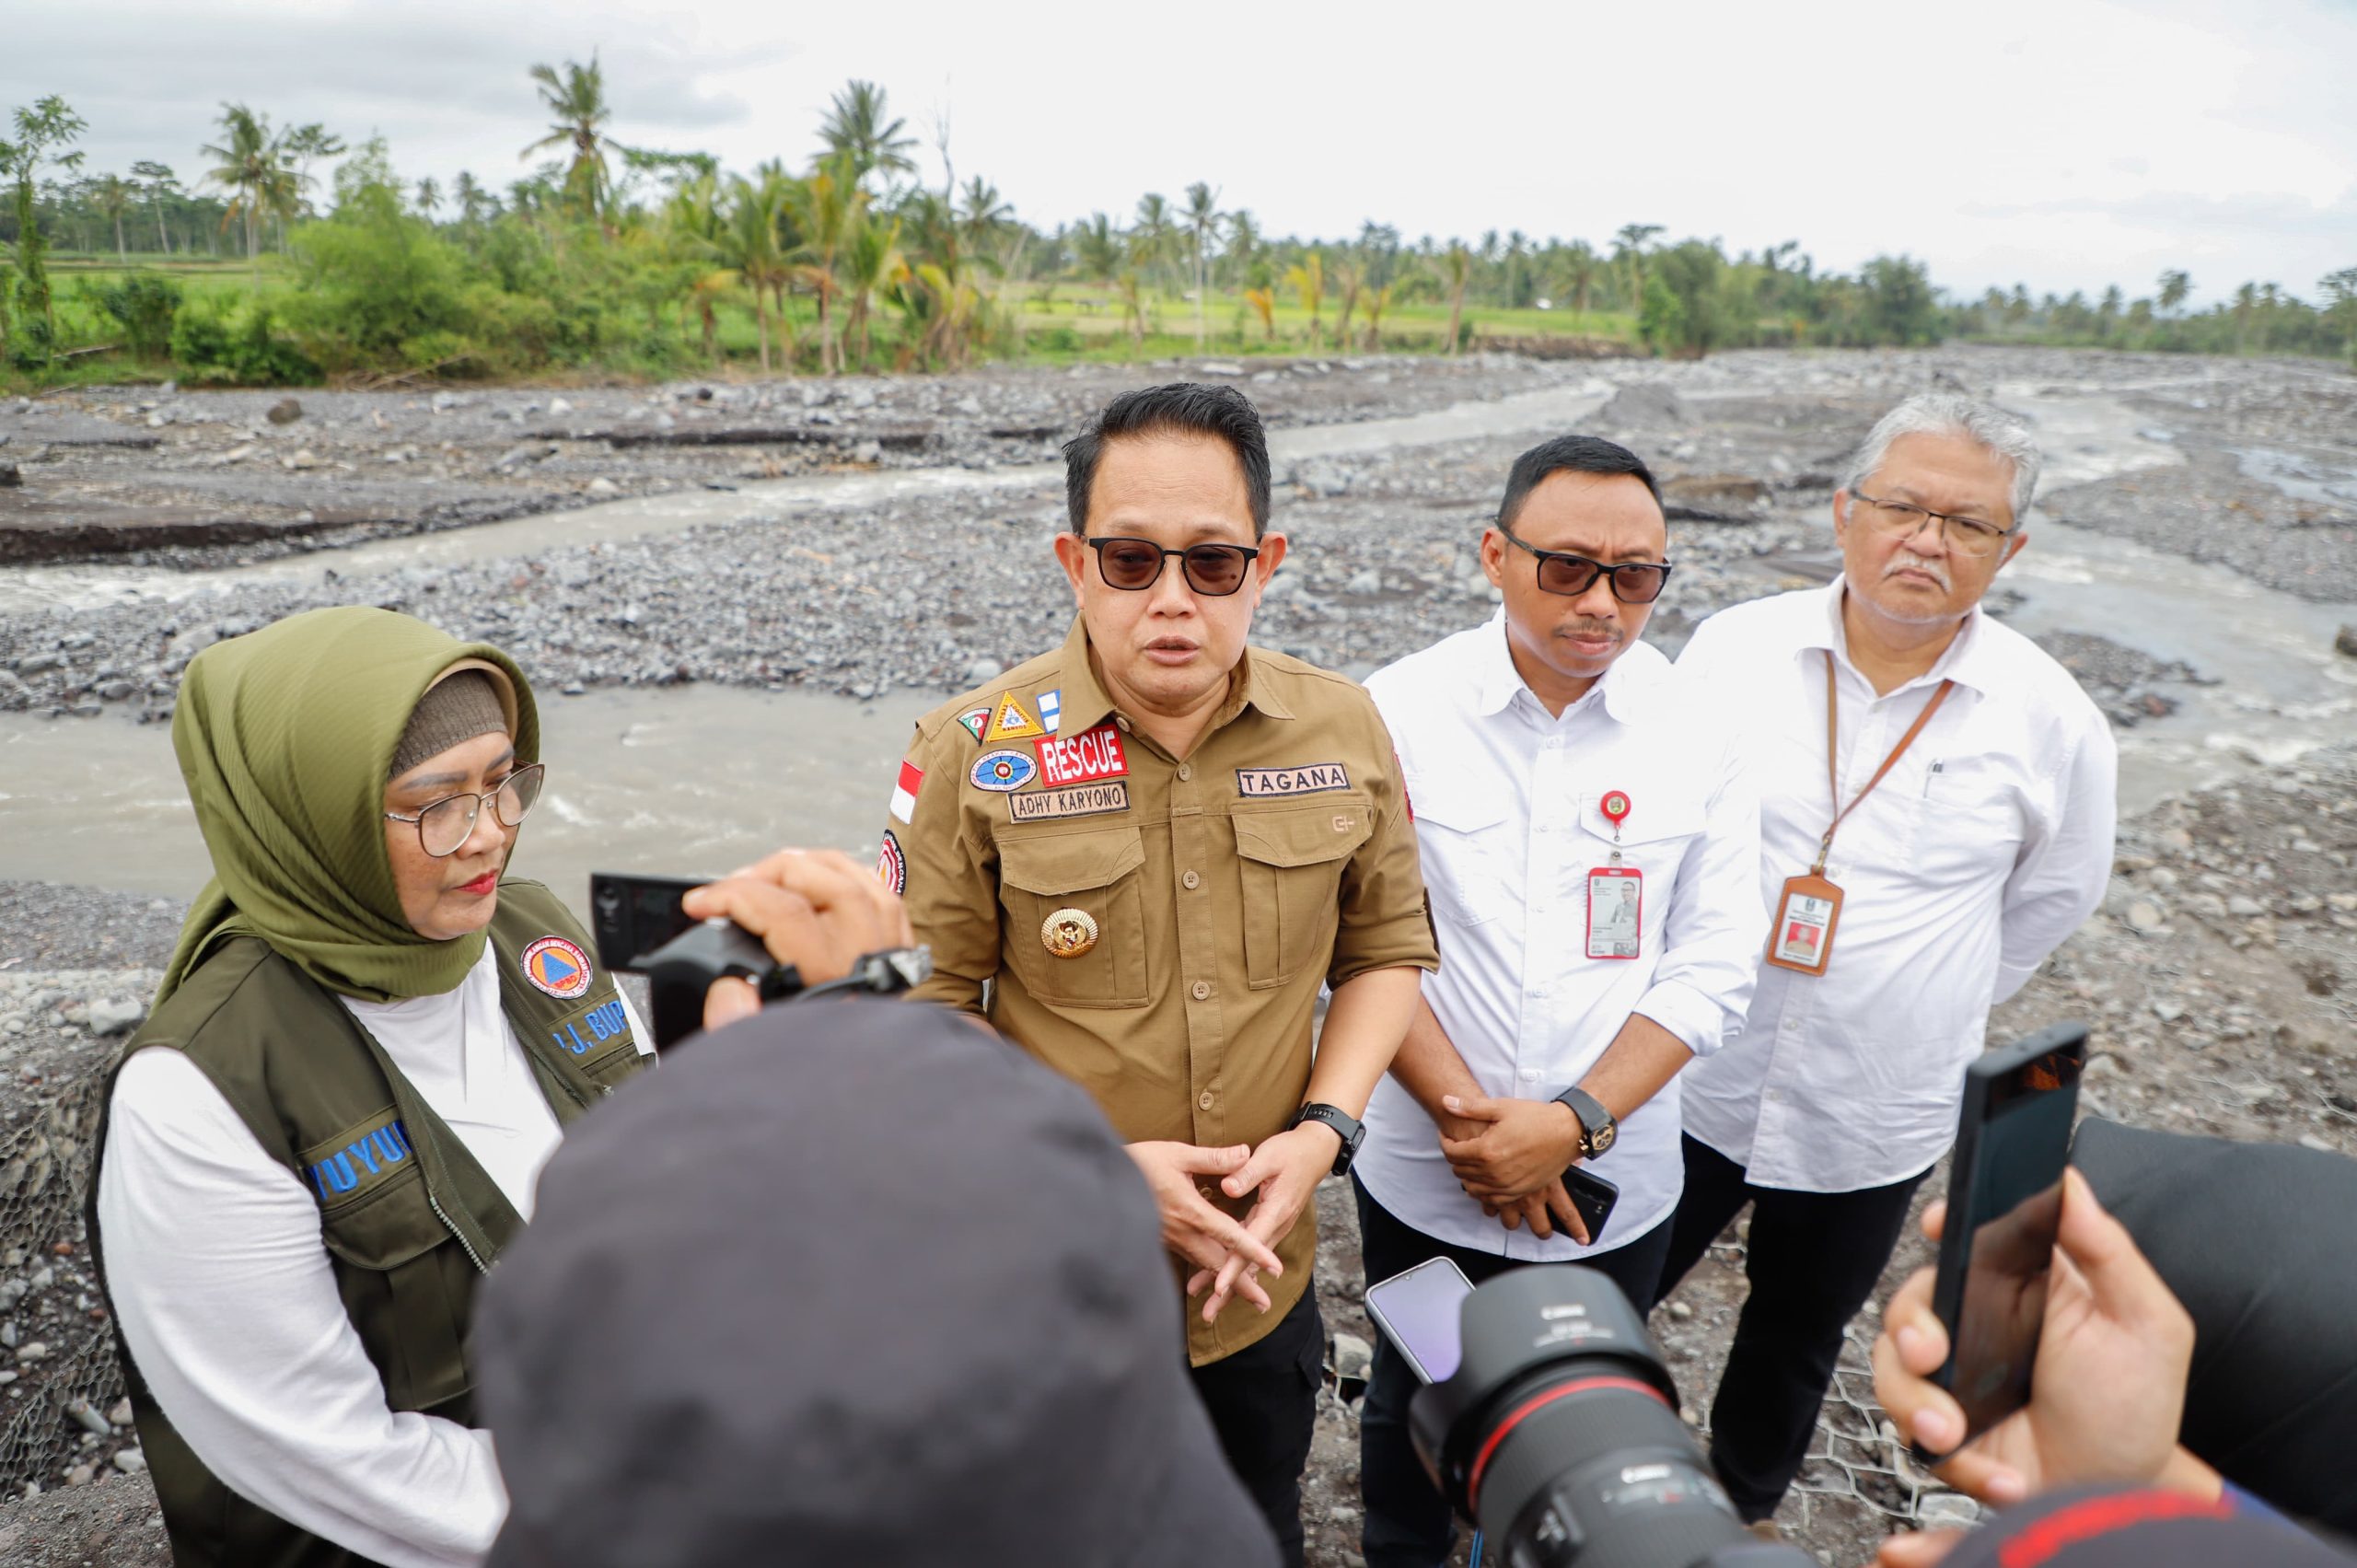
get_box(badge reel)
[1585,789,1643,961]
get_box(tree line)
[2,72,2351,385]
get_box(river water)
[4,380,2351,902]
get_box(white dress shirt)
[1356,613,1763,1260]
[1676,583,2117,1193]
[99,945,651,1568]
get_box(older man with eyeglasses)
[1652,393,2119,1535]
[878,382,1437,1567]
[1353,435,1765,1568]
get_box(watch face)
[1589,1122,1617,1154]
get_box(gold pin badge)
[1041,907,1099,958]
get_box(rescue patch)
[1035,721,1129,787]
[300,1111,414,1205]
[1007,781,1131,821]
[970,749,1039,792]
[876,830,907,895]
[1236,762,1352,798]
[956,704,992,743]
[522,935,595,999]
[1038,689,1062,734]
[983,691,1046,742]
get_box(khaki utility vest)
[87,881,649,1568]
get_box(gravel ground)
[2,343,2352,1565]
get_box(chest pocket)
[310,1123,475,1415]
[1574,790,1706,879]
[1910,756,2026,884]
[1234,800,1374,989]
[1408,776,1517,927]
[997,825,1150,1008]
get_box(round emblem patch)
[876,830,907,896]
[1040,907,1098,958]
[969,749,1039,793]
[521,935,594,1000]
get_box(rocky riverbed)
[0,343,2352,1566]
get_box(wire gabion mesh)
[0,1060,137,1498]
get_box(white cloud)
[5,0,2350,308]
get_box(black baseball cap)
[474,999,1279,1568]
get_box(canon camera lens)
[1407,1265,1809,1568]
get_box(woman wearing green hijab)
[88,606,655,1568]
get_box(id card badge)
[1585,866,1643,960]
[1765,874,1844,976]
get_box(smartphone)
[1921,1021,2087,1459]
[1365,1257,1475,1385]
[587,872,708,973]
[1562,1163,1620,1246]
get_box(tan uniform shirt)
[882,616,1438,1364]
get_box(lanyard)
[1812,650,1952,876]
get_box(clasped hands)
[1439,1091,1594,1245]
[1127,1121,1343,1324]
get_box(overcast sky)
[10,0,2354,308]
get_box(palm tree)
[1563,241,1601,325]
[1243,285,1276,342]
[820,80,917,190]
[1362,281,1394,351]
[1114,268,1147,359]
[91,174,134,262]
[791,155,863,374]
[453,170,493,226]
[1223,209,1260,288]
[956,176,1013,253]
[523,55,624,221]
[414,176,442,220]
[2157,269,2190,317]
[130,160,176,253]
[713,173,795,374]
[1181,181,1223,350]
[1285,250,1326,347]
[1073,213,1123,287]
[201,103,296,266]
[839,209,903,368]
[1441,241,1471,354]
[1330,255,1364,349]
[1613,222,1664,310]
[1132,192,1176,289]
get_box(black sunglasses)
[1498,530,1674,603]
[1086,536,1261,597]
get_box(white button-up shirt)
[1357,614,1763,1260]
[1676,583,2117,1193]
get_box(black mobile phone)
[1364,1256,1476,1385]
[587,872,708,973]
[1562,1163,1620,1246]
[1919,1021,2088,1461]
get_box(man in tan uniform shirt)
[880,383,1436,1565]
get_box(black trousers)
[1190,1277,1325,1568]
[1652,1133,1930,1522]
[1354,1177,1676,1568]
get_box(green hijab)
[157,606,540,1006]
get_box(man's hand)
[1181,1122,1340,1322]
[682,848,914,1031]
[1439,1092,1583,1202]
[1484,1179,1592,1244]
[1870,1168,2196,1507]
[1126,1141,1285,1317]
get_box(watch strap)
[1290,1102,1364,1176]
[1552,1085,1617,1157]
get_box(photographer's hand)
[683,849,914,1030]
[1126,1142,1284,1317]
[1870,1168,2200,1508]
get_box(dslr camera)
[1395,1266,1808,1568]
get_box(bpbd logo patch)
[522,935,594,999]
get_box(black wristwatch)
[789,947,935,1003]
[1289,1102,1365,1176]
[1552,1086,1618,1158]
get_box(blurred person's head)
[1482,435,1669,710]
[1054,383,1285,724]
[475,1000,1281,1568]
[1834,395,2038,635]
[161,606,538,1005]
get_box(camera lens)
[1408,1267,1798,1568]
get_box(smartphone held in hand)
[1365,1256,1476,1386]
[1920,1021,2088,1461]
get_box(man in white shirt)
[1356,435,1764,1568]
[1655,393,2118,1528]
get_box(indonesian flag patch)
[889,759,923,824]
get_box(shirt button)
[1191,980,1212,1001]
[1520,1069,1539,1084]
[1177,763,1192,782]
[1200,1091,1215,1110]
[1182,870,1201,890]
